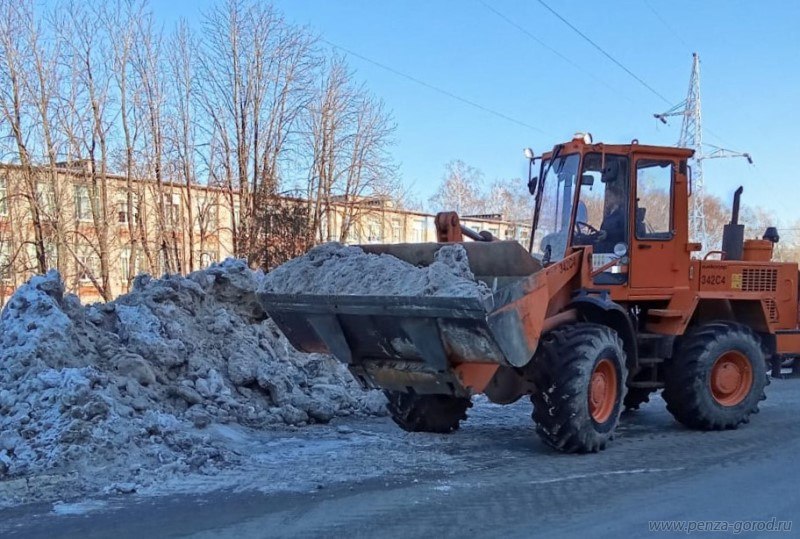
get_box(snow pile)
[261,242,491,299]
[0,260,385,496]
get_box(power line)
[320,38,545,133]
[643,0,692,53]
[639,3,733,147]
[535,0,672,105]
[477,0,631,101]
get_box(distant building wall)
[0,163,531,304]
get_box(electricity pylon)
[654,53,752,250]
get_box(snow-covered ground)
[2,382,799,538]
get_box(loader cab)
[572,152,631,284]
[531,137,693,293]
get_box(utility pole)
[654,53,752,250]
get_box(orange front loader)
[261,134,800,453]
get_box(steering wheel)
[575,220,600,236]
[574,221,606,245]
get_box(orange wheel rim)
[589,358,618,423]
[710,351,753,406]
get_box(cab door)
[630,157,678,289]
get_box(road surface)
[2,377,799,538]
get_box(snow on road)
[2,381,799,538]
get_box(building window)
[196,195,218,231]
[118,194,140,225]
[74,185,92,222]
[346,224,358,244]
[0,176,8,217]
[157,250,166,275]
[233,201,241,228]
[199,251,216,269]
[36,182,56,216]
[164,193,181,228]
[391,219,401,243]
[120,247,144,281]
[412,218,425,242]
[78,253,100,282]
[44,241,58,270]
[0,241,11,282]
[367,221,381,243]
[25,243,38,270]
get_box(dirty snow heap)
[260,242,491,299]
[0,259,384,503]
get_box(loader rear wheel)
[663,323,767,430]
[384,391,471,434]
[530,323,628,453]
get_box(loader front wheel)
[663,323,767,430]
[530,323,627,453]
[384,391,471,434]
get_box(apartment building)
[0,163,531,305]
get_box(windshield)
[533,153,580,262]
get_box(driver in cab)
[574,158,627,253]
[598,187,625,251]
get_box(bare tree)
[105,0,150,290]
[0,0,408,294]
[132,9,176,274]
[484,178,533,222]
[304,55,397,245]
[428,160,485,216]
[55,0,117,299]
[198,0,318,264]
[0,0,48,274]
[166,19,200,272]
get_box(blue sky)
[154,0,800,224]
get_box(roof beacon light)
[573,132,593,144]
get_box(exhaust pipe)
[721,186,745,260]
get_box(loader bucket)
[261,241,546,396]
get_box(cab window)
[635,160,673,239]
[572,153,630,255]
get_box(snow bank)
[0,260,385,502]
[0,243,491,504]
[261,242,491,299]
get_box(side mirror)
[763,227,780,243]
[580,174,595,187]
[527,176,538,195]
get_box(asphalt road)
[3,377,800,538]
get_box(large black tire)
[623,387,656,411]
[384,391,471,434]
[530,323,628,453]
[663,322,767,430]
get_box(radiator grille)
[742,268,777,292]
[765,298,779,321]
